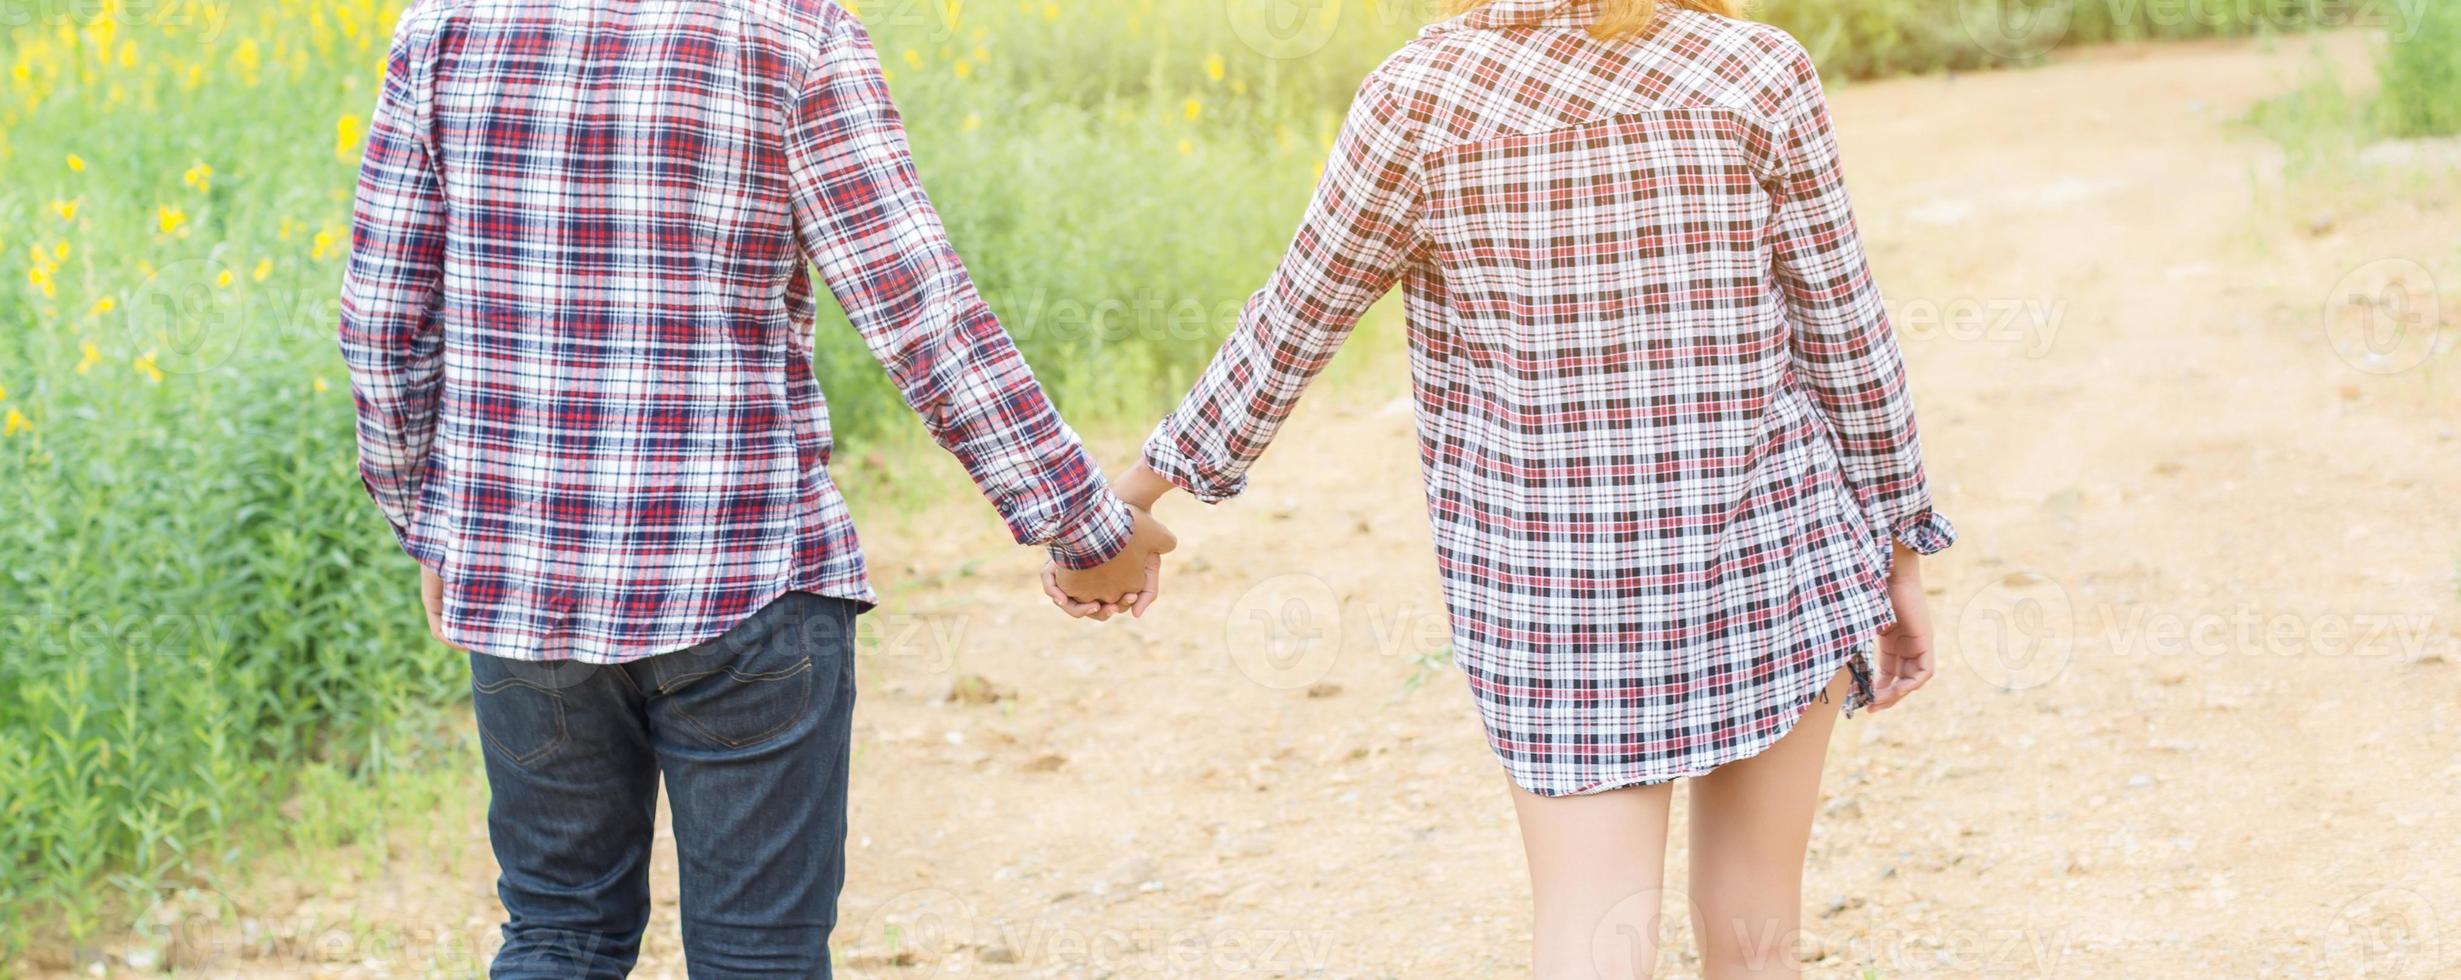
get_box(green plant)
[2374,0,2461,136]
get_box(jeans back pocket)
[652,594,845,749]
[470,659,573,769]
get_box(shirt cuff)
[1140,427,1248,505]
[1044,492,1136,570]
[1891,509,1957,556]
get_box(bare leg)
[1685,667,1851,978]
[1509,779,1675,979]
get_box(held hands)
[1867,544,1933,710]
[1041,504,1176,621]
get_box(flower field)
[0,0,1407,955]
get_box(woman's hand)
[1044,505,1175,620]
[1868,545,1933,711]
[1110,461,1175,513]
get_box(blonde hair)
[1587,0,1739,39]
[1456,0,1742,40]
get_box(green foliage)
[2374,0,2461,136]
[0,0,1412,952]
[1755,0,2374,79]
[2244,1,2461,176]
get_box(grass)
[2244,0,2461,174]
[1756,0,2387,80]
[2371,0,2461,136]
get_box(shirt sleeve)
[781,14,1130,568]
[337,16,448,570]
[1139,70,1422,503]
[1760,42,1956,556]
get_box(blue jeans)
[467,591,857,978]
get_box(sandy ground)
[53,29,2461,980]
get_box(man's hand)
[420,567,470,651]
[1868,545,1932,710]
[1044,506,1175,620]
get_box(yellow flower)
[1183,97,1201,122]
[215,269,234,288]
[335,113,364,161]
[1040,2,1059,19]
[0,383,7,401]
[51,241,68,262]
[312,229,339,261]
[903,48,923,69]
[1204,53,1225,82]
[953,60,972,80]
[134,352,164,384]
[52,199,79,221]
[76,341,102,375]
[158,206,187,235]
[66,153,85,172]
[183,161,214,192]
[962,114,982,132]
[1176,139,1194,156]
[253,258,274,282]
[3,409,29,437]
[278,217,296,242]
[312,376,330,394]
[90,297,115,316]
[27,266,55,299]
[971,46,989,62]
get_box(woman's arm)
[1138,69,1424,508]
[1761,40,1955,563]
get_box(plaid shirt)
[1144,0,1956,795]
[340,0,1131,663]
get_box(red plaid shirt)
[340,0,1131,662]
[1143,0,1955,795]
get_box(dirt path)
[109,30,2461,979]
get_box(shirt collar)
[1421,0,1600,36]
